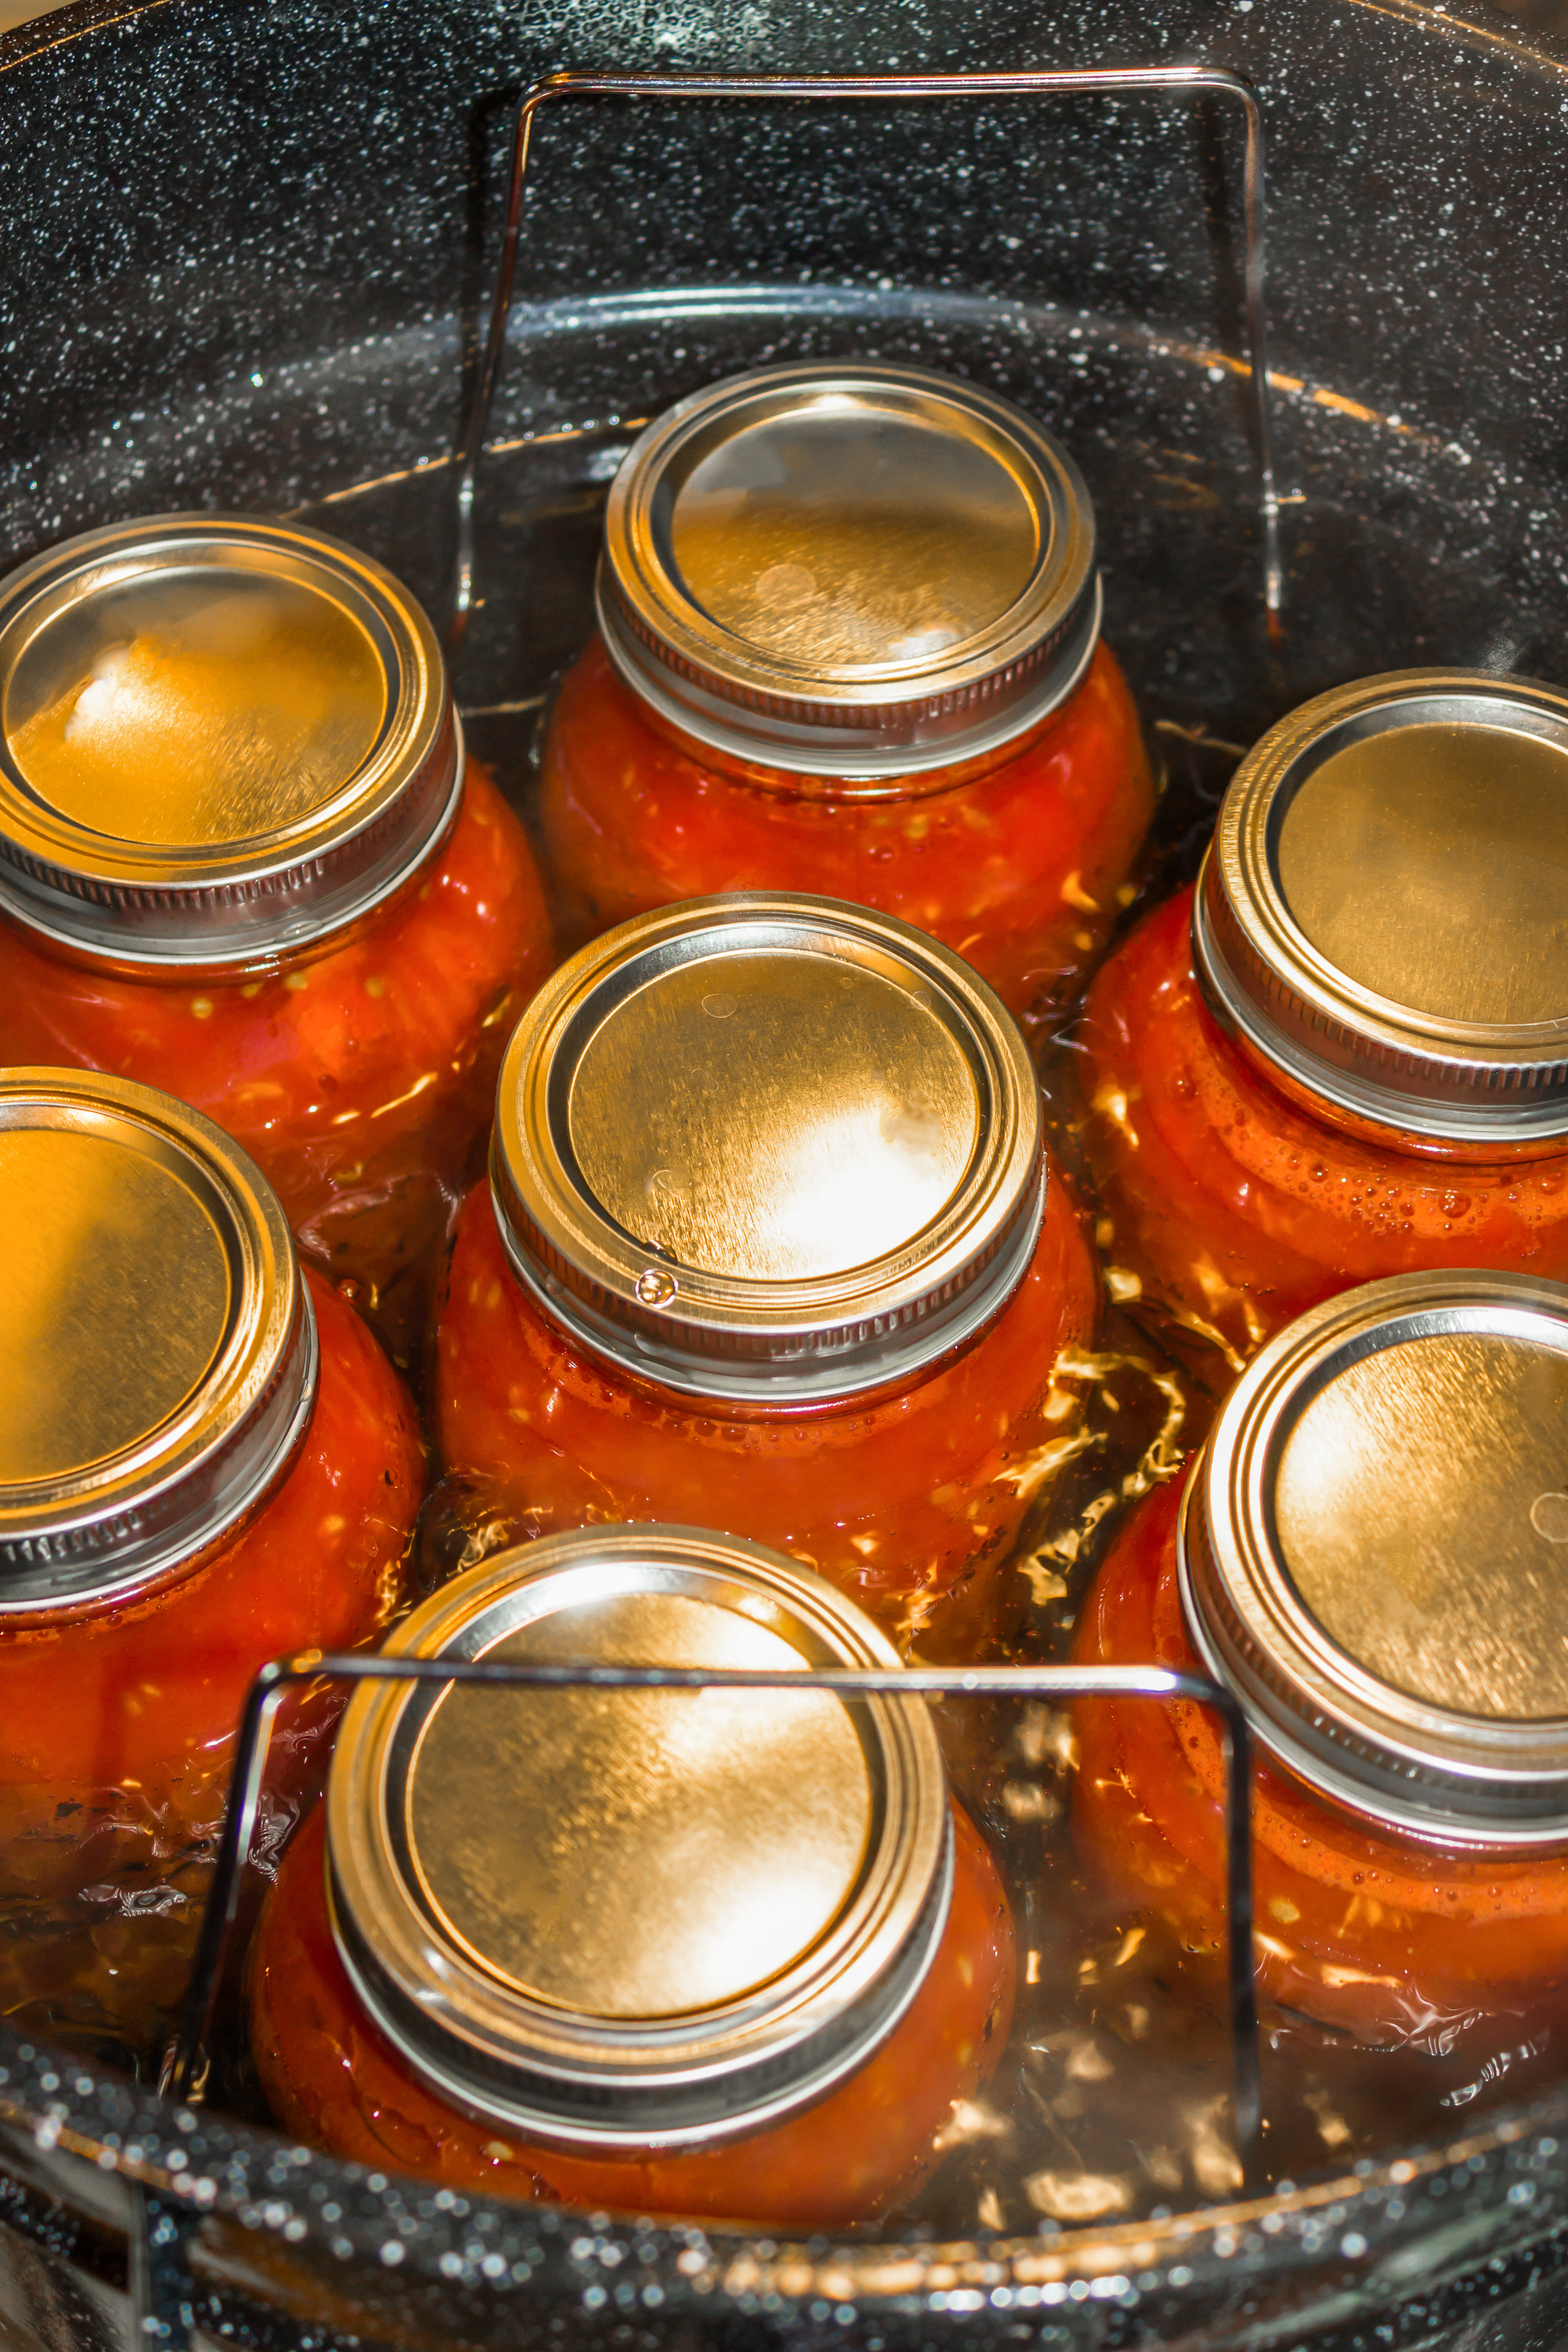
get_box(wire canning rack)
[135,1648,1261,2352]
[162,1649,1263,2133]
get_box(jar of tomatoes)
[1079,672,1568,1373]
[434,892,1099,1650]
[249,1524,1015,2227]
[0,515,554,1357]
[0,1068,424,2057]
[538,363,1152,1031]
[1073,1268,1568,2056]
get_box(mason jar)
[0,515,554,1351]
[434,892,1099,1651]
[1073,1269,1568,2056]
[538,363,1152,1033]
[249,1525,1015,2227]
[0,1068,423,2056]
[1079,672,1568,1373]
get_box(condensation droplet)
[1531,1490,1568,1542]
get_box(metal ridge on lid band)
[1194,670,1568,1142]
[0,1068,317,1612]
[488,891,1046,1400]
[0,514,461,969]
[1178,1269,1568,1844]
[598,362,1101,778]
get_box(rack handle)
[449,63,1282,655]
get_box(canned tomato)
[1079,672,1568,1371]
[0,516,554,1351]
[249,1526,1015,2227]
[0,1069,423,2054]
[539,364,1152,1030]
[434,893,1099,1649]
[1073,1271,1568,2056]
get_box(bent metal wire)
[164,1653,1263,2159]
[448,65,1282,651]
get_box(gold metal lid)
[1180,1270,1568,1842]
[0,1068,316,1612]
[489,893,1045,1400]
[1194,671,1568,1141]
[325,1526,953,2148]
[0,515,461,968]
[599,363,1101,780]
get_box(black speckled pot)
[6,0,1568,2341]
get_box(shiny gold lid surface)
[568,946,980,1283]
[327,1527,954,2148]
[8,569,386,846]
[0,1070,316,1611]
[1194,672,1568,1140]
[599,363,1101,779]
[490,893,1044,1399]
[1181,1270,1568,1840]
[409,1591,873,2019]
[0,516,460,968]
[0,1128,231,1482]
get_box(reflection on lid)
[1275,1329,1568,1720]
[670,406,1040,671]
[8,572,385,849]
[568,949,979,1282]
[0,1127,229,1483]
[1276,721,1568,1028]
[409,1589,872,2019]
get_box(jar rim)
[1194,669,1568,1143]
[1179,1268,1568,1844]
[0,1066,316,1614]
[600,362,1101,779]
[487,892,1046,1402]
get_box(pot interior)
[4,0,1568,2328]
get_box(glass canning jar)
[0,515,554,1352]
[1078,672,1568,1374]
[434,893,1100,1651]
[249,1526,1015,2228]
[538,363,1152,1032]
[0,1069,424,2056]
[1073,1270,1568,2057]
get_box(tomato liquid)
[249,1797,1014,2230]
[434,1174,1099,1652]
[0,765,555,1365]
[1078,888,1568,1373]
[0,1274,425,2056]
[539,635,1153,1031]
[1072,1475,1568,2056]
